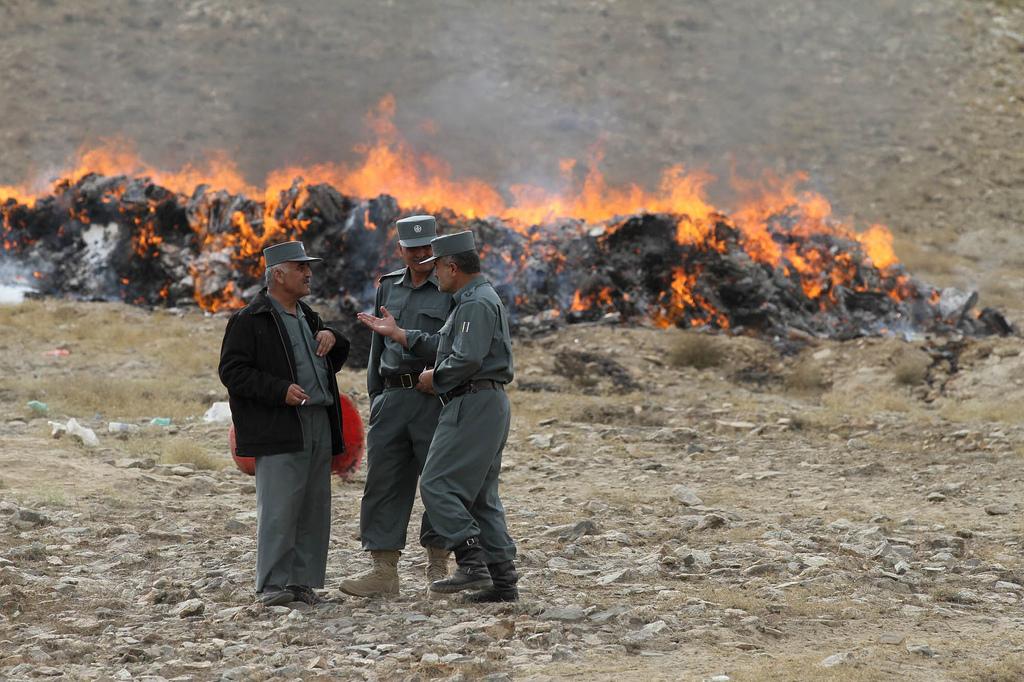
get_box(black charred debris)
[1,173,1014,366]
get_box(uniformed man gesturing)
[341,215,454,598]
[356,230,520,602]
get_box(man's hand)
[416,368,435,394]
[285,384,311,406]
[314,330,336,357]
[356,307,408,348]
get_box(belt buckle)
[401,374,414,389]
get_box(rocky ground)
[1,302,1024,680]
[2,0,1024,679]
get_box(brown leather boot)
[425,546,451,585]
[339,550,400,597]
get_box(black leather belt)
[383,373,420,389]
[438,380,504,406]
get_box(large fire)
[0,95,967,334]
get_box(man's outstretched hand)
[357,307,408,348]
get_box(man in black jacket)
[219,241,350,607]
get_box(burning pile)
[0,98,1013,342]
[1,169,1011,343]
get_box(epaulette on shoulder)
[378,268,406,282]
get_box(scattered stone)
[926,492,946,503]
[527,434,554,449]
[174,599,205,617]
[15,508,48,526]
[539,606,588,622]
[596,568,639,585]
[114,458,153,469]
[671,485,703,506]
[984,504,1011,516]
[906,643,935,657]
[879,632,905,645]
[696,514,728,531]
[715,420,757,430]
[820,652,852,667]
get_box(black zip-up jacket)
[219,288,350,457]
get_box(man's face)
[399,244,434,275]
[434,256,458,293]
[276,261,312,298]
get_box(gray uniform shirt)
[367,268,453,398]
[410,276,514,395]
[270,296,334,406]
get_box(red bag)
[230,392,365,479]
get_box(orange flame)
[0,95,908,322]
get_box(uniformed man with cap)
[340,215,455,598]
[356,230,519,602]
[219,240,350,607]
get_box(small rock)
[596,568,638,585]
[926,492,946,503]
[115,458,153,469]
[984,504,1011,516]
[906,643,935,657]
[174,598,205,617]
[879,632,905,645]
[696,514,728,531]
[15,508,48,526]
[671,485,703,507]
[539,606,587,622]
[820,652,851,667]
[527,434,554,449]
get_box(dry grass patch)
[822,388,917,417]
[892,348,930,386]
[785,357,829,393]
[667,331,726,369]
[956,655,1024,682]
[161,438,226,471]
[938,398,1024,424]
[25,485,71,508]
[731,652,902,682]
[5,375,206,420]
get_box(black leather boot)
[430,537,493,593]
[464,560,520,603]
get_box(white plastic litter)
[203,401,232,424]
[65,418,99,447]
[108,422,141,434]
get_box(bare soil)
[2,301,1024,680]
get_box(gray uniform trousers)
[419,389,517,563]
[254,406,333,592]
[360,387,445,550]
